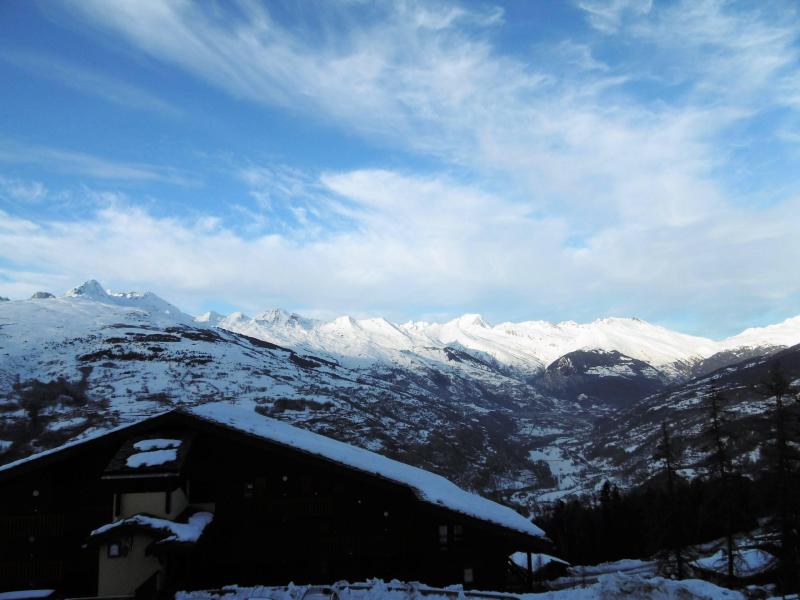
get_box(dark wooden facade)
[0,411,545,596]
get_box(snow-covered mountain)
[0,281,586,506]
[2,279,800,510]
[65,279,194,323]
[208,306,800,383]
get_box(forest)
[538,365,800,593]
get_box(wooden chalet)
[0,404,548,598]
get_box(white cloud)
[0,139,196,185]
[1,171,799,337]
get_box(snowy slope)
[215,309,800,379]
[0,281,586,504]
[717,315,800,351]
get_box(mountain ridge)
[3,279,799,510]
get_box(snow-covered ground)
[526,573,744,599]
[692,548,777,578]
[175,575,745,600]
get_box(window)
[453,523,463,542]
[438,524,448,548]
[463,568,474,583]
[108,540,127,558]
[244,481,255,499]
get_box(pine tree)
[702,387,737,584]
[654,421,685,578]
[759,362,800,593]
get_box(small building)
[0,404,548,597]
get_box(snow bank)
[566,558,653,577]
[177,576,743,600]
[190,403,544,538]
[91,511,213,544]
[526,573,744,600]
[177,579,515,600]
[692,548,776,578]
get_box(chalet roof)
[0,403,545,540]
[190,403,545,538]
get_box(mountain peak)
[195,311,226,326]
[454,313,490,328]
[255,308,291,324]
[331,315,358,328]
[61,279,192,323]
[66,279,108,299]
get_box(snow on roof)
[188,403,545,539]
[692,548,777,578]
[126,448,179,468]
[0,592,55,600]
[134,438,181,451]
[91,512,213,544]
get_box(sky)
[1,0,800,338]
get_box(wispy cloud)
[0,138,196,185]
[0,50,181,116]
[60,0,800,217]
[0,175,48,202]
[577,0,652,33]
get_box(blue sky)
[1,0,800,338]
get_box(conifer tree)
[654,421,685,578]
[759,362,800,593]
[702,387,737,584]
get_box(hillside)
[1,280,799,512]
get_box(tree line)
[537,362,800,593]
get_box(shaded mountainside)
[537,349,667,410]
[585,343,800,488]
[1,281,799,514]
